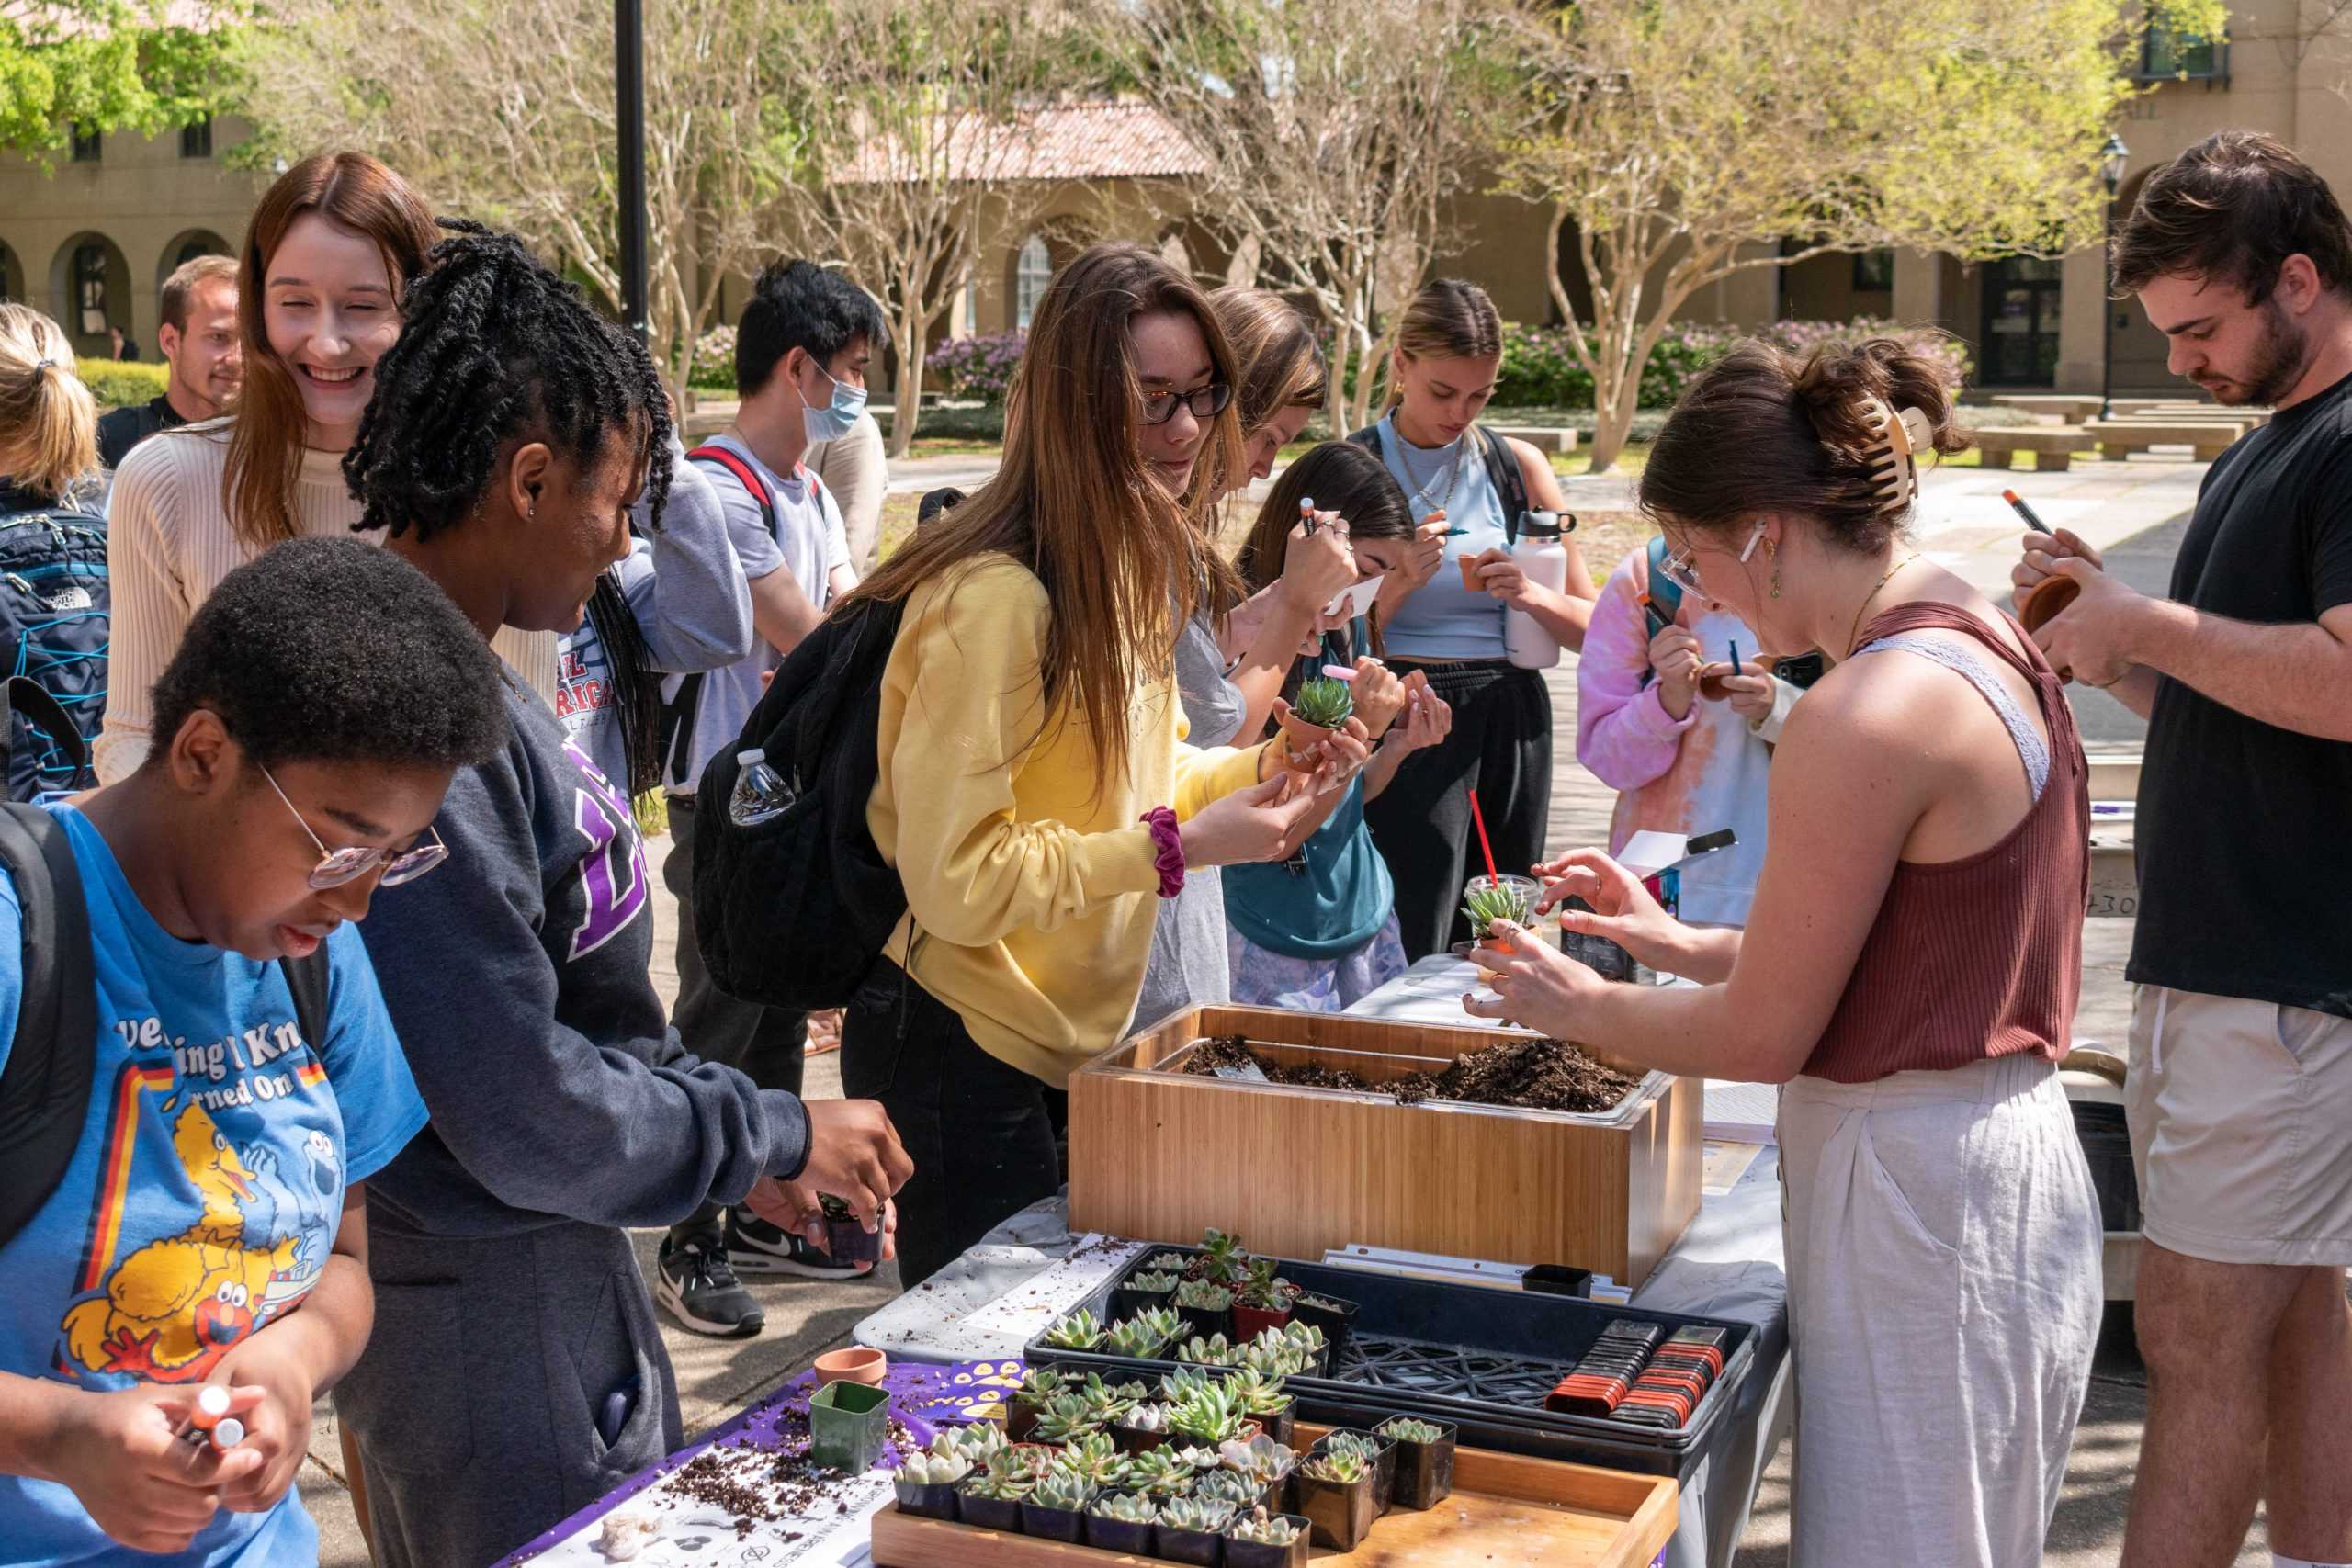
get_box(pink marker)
[1320,664,1357,682]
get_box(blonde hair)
[1385,277,1502,411]
[1210,286,1325,434]
[0,304,99,502]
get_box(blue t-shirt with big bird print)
[0,804,424,1566]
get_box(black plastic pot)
[1157,1518,1229,1566]
[1110,1421,1170,1456]
[1312,1431,1395,1517]
[821,1213,886,1265]
[1248,1402,1295,1448]
[1381,1421,1458,1510]
[1115,1282,1179,1321]
[1288,1292,1358,1354]
[1083,1506,1157,1554]
[1004,1401,1042,1442]
[1177,1302,1232,1342]
[954,1485,1024,1532]
[1020,1498,1091,1543]
[892,1479,960,1522]
[1221,1515,1312,1568]
[1295,1464,1379,1551]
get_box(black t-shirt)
[2129,368,2352,1019]
[94,394,183,470]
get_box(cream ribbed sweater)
[96,421,556,782]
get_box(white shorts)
[2126,985,2352,1268]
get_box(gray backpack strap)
[0,802,96,1243]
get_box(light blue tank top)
[1372,412,1511,660]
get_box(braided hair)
[345,220,676,794]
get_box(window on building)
[176,238,220,271]
[1851,249,1894,292]
[70,126,101,164]
[181,118,213,159]
[2140,27,2224,81]
[1014,235,1052,331]
[74,243,109,336]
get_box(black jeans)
[840,959,1062,1289]
[1362,659,1554,961]
[663,795,806,1236]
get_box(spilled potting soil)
[1182,1034,1638,1114]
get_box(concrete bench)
[1971,425,2097,470]
[1990,394,2107,423]
[2105,398,2269,423]
[1487,423,1579,455]
[2085,420,2246,460]
[2104,408,2267,431]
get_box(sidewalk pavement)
[297,450,2212,1566]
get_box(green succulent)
[1121,1446,1193,1497]
[1131,1304,1183,1344]
[1228,1506,1306,1546]
[1159,1495,1237,1532]
[1296,1292,1348,1313]
[1114,1400,1171,1434]
[1238,1341,1306,1379]
[1126,1269,1181,1295]
[1013,1367,1068,1407]
[1291,675,1355,730]
[1159,1366,1216,1403]
[1195,1228,1251,1284]
[1028,1465,1097,1513]
[1224,1369,1291,1416]
[1171,1443,1223,1472]
[1236,1258,1299,1310]
[960,1466,1033,1502]
[1300,1448,1369,1484]
[1175,1334,1240,1367]
[1057,1431,1123,1487]
[1145,1252,1192,1273]
[1193,1467,1261,1506]
[1029,1393,1103,1445]
[1380,1416,1448,1444]
[1172,1279,1234,1311]
[1279,1321,1328,1359]
[1000,1444,1057,1479]
[1165,1380,1249,1445]
[936,1424,1009,1463]
[1041,1308,1105,1350]
[1217,1432,1297,1483]
[1321,1431,1382,1466]
[1088,1490,1159,1524]
[896,1449,972,1485]
[1461,877,1534,937]
[1104,1317,1172,1359]
[1077,1374,1147,1421]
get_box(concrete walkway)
[297,449,2225,1565]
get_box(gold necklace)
[1845,554,1921,659]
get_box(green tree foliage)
[0,1,246,161]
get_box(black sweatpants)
[663,795,805,1236]
[1362,659,1554,962]
[336,1218,681,1568]
[840,959,1064,1289]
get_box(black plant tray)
[1024,1246,1758,1484]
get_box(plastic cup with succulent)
[1021,1465,1099,1541]
[1238,1340,1306,1380]
[1295,1446,1375,1548]
[1085,1487,1161,1546]
[1320,1431,1381,1467]
[1377,1416,1459,1510]
[1028,1393,1104,1445]
[1461,874,1540,956]
[1279,676,1356,768]
[1226,1504,1314,1567]
[1172,1279,1235,1312]
[1158,1494,1240,1566]
[1040,1307,1106,1351]
[1223,1368,1294,1440]
[1116,1267,1183,1319]
[1104,1315,1174,1359]
[1193,1466,1263,1507]
[936,1423,1007,1464]
[1218,1431,1298,1487]
[1132,1304,1183,1345]
[1228,1506,1306,1546]
[1279,1319,1329,1370]
[956,1450,1036,1532]
[1160,1366,1216,1403]
[891,1446,973,1520]
[1175,1333,1241,1367]
[1317,1427,1396,1512]
[1121,1445,1194,1498]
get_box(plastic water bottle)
[728,748,791,827]
[1505,511,1571,670]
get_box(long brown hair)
[0,304,97,502]
[220,152,437,548]
[1211,286,1325,434]
[847,242,1245,794]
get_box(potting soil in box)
[1026,1244,1758,1486]
[1181,1032,1639,1113]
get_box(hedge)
[1495,318,1972,411]
[76,358,169,410]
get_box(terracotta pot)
[1230,1302,1294,1340]
[813,1346,887,1387]
[2018,573,2082,682]
[1276,711,1339,771]
[1457,553,1486,592]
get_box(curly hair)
[146,537,507,773]
[344,220,674,793]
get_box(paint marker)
[1299,496,1317,536]
[179,1385,244,1451]
[1321,664,1359,682]
[2000,488,2052,536]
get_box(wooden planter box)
[1069,1007,1702,1289]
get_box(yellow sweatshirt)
[867,554,1267,1085]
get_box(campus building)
[5,0,2347,396]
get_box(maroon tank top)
[1800,602,2090,1083]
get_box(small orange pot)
[1277,713,1339,771]
[2018,575,2082,682]
[813,1346,888,1387]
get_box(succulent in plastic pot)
[1083,1488,1160,1553]
[1193,1464,1264,1510]
[1294,1448,1378,1550]
[1156,1495,1238,1567]
[1057,1430,1125,1489]
[1278,1319,1329,1376]
[1020,1464,1098,1542]
[815,1193,885,1264]
[1027,1393,1103,1446]
[1115,1265,1183,1319]
[1120,1443,1193,1498]
[1224,1504,1314,1568]
[1076,1372,1148,1425]
[1110,1398,1173,1455]
[1289,1290,1359,1354]
[1315,1428,1396,1516]
[935,1422,1009,1465]
[1219,1429,1300,1511]
[1232,1258,1300,1338]
[1103,1314,1174,1360]
[1165,1378,1250,1448]
[1192,1228,1252,1285]
[892,1446,971,1520]
[1175,1333,1241,1367]
[955,1456,1034,1532]
[1224,1369,1295,1445]
[1461,874,1540,954]
[1170,1441,1224,1474]
[1005,1367,1066,1440]
[1039,1307,1106,1352]
[1377,1416,1459,1510]
[1172,1278,1235,1341]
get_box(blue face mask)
[802,361,866,445]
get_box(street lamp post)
[2098,131,2129,415]
[616,0,650,346]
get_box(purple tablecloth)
[497,1358,1025,1562]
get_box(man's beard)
[2200,299,2311,406]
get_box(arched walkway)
[47,231,134,359]
[156,228,232,297]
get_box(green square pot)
[808,1380,892,1472]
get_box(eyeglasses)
[1657,521,1768,598]
[259,763,448,890]
[1139,381,1233,427]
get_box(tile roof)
[841,101,1207,186]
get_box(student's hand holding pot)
[2029,556,2150,689]
[1705,659,1775,721]
[1463,919,1607,1034]
[1649,623,1702,719]
[1378,515,1450,619]
[2009,526,2104,613]
[790,1098,913,1232]
[741,1179,896,1269]
[1277,513,1358,615]
[1349,659,1408,740]
[48,1382,264,1551]
[1532,847,1686,973]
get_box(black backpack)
[691,599,909,1011]
[1347,421,1531,542]
[0,507,109,800]
[0,799,332,1244]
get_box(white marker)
[1299,496,1317,536]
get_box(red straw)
[1467,785,1500,885]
